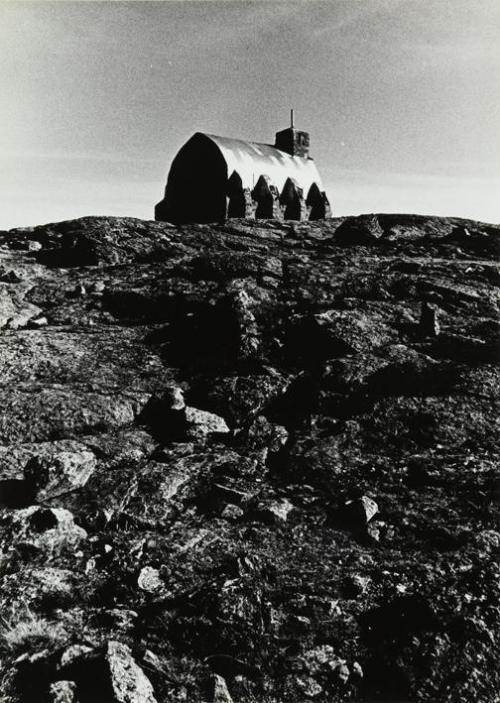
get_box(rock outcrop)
[0,213,498,703]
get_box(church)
[155,113,331,224]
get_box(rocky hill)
[0,213,498,703]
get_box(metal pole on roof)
[291,109,294,128]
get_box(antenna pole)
[290,108,294,128]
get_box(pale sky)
[1,0,499,229]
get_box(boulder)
[159,468,191,501]
[0,268,24,283]
[351,661,364,680]
[295,675,323,698]
[236,415,288,453]
[211,674,233,703]
[140,387,229,442]
[474,530,500,553]
[90,280,106,294]
[49,680,77,703]
[0,440,97,507]
[320,353,389,395]
[27,315,48,329]
[301,645,350,684]
[452,225,471,238]
[254,498,294,524]
[344,495,379,526]
[24,449,96,501]
[287,309,394,363]
[362,345,443,397]
[59,644,94,670]
[343,574,371,598]
[221,504,244,521]
[0,506,87,559]
[162,385,186,411]
[189,372,290,428]
[0,387,149,445]
[1,567,76,611]
[138,386,187,441]
[334,214,385,244]
[185,406,230,440]
[82,429,157,468]
[0,284,42,329]
[26,240,43,252]
[366,523,381,543]
[106,640,157,703]
[137,566,165,594]
[33,216,177,267]
[71,283,87,298]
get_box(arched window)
[307,182,326,220]
[252,175,276,219]
[227,171,246,218]
[281,177,304,220]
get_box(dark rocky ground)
[0,213,498,703]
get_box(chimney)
[275,109,310,157]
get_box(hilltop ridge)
[0,213,498,703]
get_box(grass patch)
[0,605,68,656]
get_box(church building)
[155,112,331,224]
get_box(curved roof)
[200,133,324,195]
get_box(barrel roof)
[199,132,324,195]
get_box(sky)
[1,0,499,229]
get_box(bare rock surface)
[0,214,498,702]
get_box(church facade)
[155,118,331,224]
